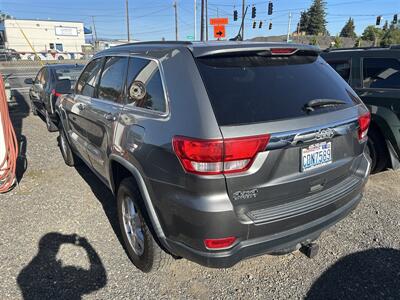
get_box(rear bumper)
[154,153,370,268]
[166,191,362,268]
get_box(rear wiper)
[303,99,346,112]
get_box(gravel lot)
[1,71,400,299]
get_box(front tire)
[117,177,171,273]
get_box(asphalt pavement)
[1,67,400,299]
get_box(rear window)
[325,59,351,82]
[196,52,356,126]
[363,57,400,89]
[55,66,83,83]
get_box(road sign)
[210,18,229,25]
[214,25,226,39]
[186,35,194,41]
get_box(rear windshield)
[196,52,356,126]
[55,66,83,83]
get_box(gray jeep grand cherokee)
[56,41,371,272]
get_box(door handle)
[104,113,117,121]
[77,103,86,111]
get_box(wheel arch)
[109,155,167,242]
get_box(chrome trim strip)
[268,118,358,150]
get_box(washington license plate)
[301,142,332,171]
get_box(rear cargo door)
[196,49,366,224]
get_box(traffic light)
[233,10,238,21]
[251,5,256,19]
[269,22,272,30]
[268,1,273,15]
[394,14,398,24]
[259,21,263,29]
[376,16,381,26]
[253,21,256,28]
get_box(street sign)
[186,35,194,41]
[210,18,229,25]
[214,25,226,39]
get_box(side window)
[41,69,48,86]
[35,69,44,84]
[76,58,103,97]
[97,56,128,102]
[126,57,166,113]
[363,58,400,89]
[56,43,63,52]
[327,60,351,82]
[49,43,55,50]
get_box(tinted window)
[35,68,44,83]
[363,58,400,89]
[326,60,351,82]
[98,56,128,102]
[126,57,166,112]
[196,54,356,126]
[40,69,48,85]
[55,66,83,83]
[76,58,103,97]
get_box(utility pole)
[286,12,292,43]
[174,1,179,41]
[241,0,245,40]
[205,0,208,40]
[194,0,197,40]
[91,16,98,51]
[126,0,131,42]
[200,0,204,41]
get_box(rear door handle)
[104,113,117,121]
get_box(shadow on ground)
[306,248,400,299]
[9,89,29,183]
[17,232,107,300]
[74,164,123,245]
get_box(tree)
[383,20,389,31]
[340,18,357,38]
[306,0,328,35]
[380,25,400,46]
[333,35,342,48]
[354,37,362,47]
[309,36,319,45]
[299,11,309,33]
[361,25,383,46]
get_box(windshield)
[196,54,356,126]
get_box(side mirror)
[55,78,72,94]
[24,78,34,85]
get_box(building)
[0,18,87,53]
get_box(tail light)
[358,112,371,141]
[270,48,297,55]
[172,134,270,175]
[51,89,62,97]
[204,237,237,250]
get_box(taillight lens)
[358,112,371,141]
[270,48,297,55]
[204,237,237,250]
[172,134,270,175]
[51,89,62,97]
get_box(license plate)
[301,142,332,171]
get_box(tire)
[58,126,79,167]
[367,128,388,174]
[31,102,38,116]
[45,110,58,132]
[117,177,171,273]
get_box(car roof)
[97,41,319,58]
[45,64,84,69]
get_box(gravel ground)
[1,88,400,299]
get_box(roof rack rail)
[323,45,400,52]
[111,41,193,48]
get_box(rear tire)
[58,126,79,167]
[367,128,388,173]
[45,110,58,132]
[117,177,171,273]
